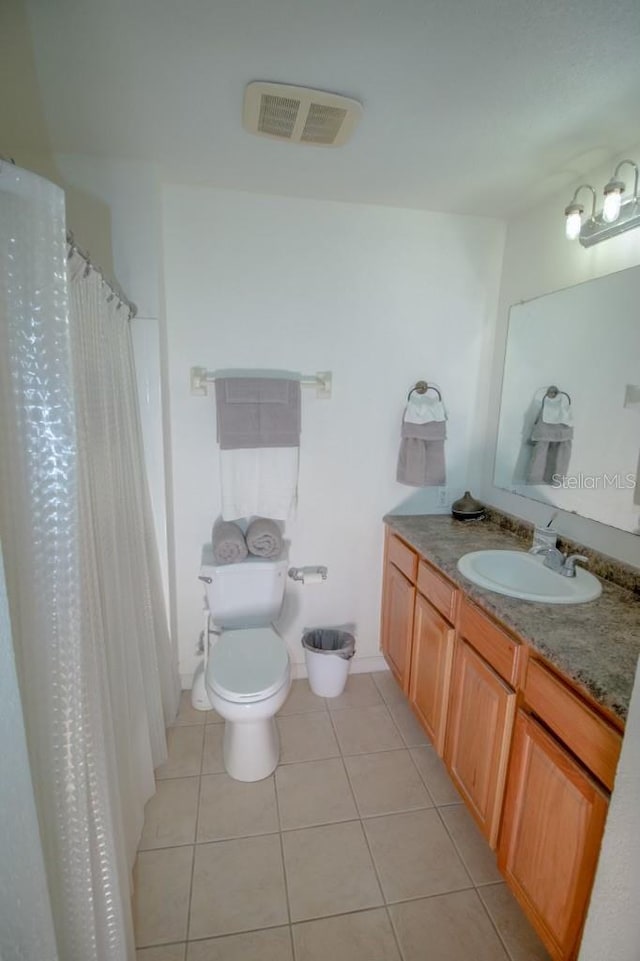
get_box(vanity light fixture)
[564,158,640,247]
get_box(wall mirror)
[494,265,640,535]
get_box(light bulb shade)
[564,205,583,240]
[602,178,624,223]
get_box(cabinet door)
[409,593,454,755]
[381,561,415,693]
[445,640,516,847]
[498,711,609,961]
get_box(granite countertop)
[384,514,640,723]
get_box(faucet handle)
[562,554,589,577]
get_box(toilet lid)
[207,627,289,703]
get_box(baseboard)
[180,655,389,690]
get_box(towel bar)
[407,380,442,402]
[545,385,571,403]
[190,367,332,399]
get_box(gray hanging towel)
[215,377,301,449]
[397,419,447,487]
[527,421,573,485]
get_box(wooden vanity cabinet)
[380,533,417,693]
[445,638,517,847]
[380,525,624,961]
[409,591,455,755]
[498,710,609,961]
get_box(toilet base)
[206,674,291,782]
[223,716,280,781]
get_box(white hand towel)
[403,393,446,424]
[220,447,299,521]
[542,395,573,426]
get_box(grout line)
[183,723,206,943]
[475,885,518,961]
[325,707,403,958]
[272,768,296,961]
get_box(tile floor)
[134,671,550,961]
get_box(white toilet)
[200,547,291,781]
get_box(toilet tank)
[200,545,288,629]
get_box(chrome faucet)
[529,545,589,577]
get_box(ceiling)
[5,0,640,217]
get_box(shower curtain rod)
[66,230,138,318]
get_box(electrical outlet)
[437,487,449,508]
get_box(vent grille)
[244,82,362,148]
[258,95,300,139]
[301,104,348,144]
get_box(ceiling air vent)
[243,82,362,147]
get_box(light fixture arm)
[612,159,639,201]
[566,183,597,221]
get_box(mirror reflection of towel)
[397,420,446,487]
[527,421,573,485]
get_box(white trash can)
[302,629,355,698]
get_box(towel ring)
[407,380,442,402]
[544,385,571,404]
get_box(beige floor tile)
[172,690,209,726]
[202,723,225,774]
[292,908,401,961]
[439,803,502,885]
[189,835,288,939]
[390,889,510,961]
[326,673,383,711]
[278,679,327,715]
[387,700,429,747]
[409,746,463,806]
[156,727,204,780]
[371,670,405,704]
[331,705,404,756]
[137,945,186,961]
[276,757,357,830]
[139,778,199,850]
[133,846,193,947]
[186,926,293,961]
[277,712,340,764]
[345,750,433,817]
[197,772,278,841]
[282,820,383,922]
[364,809,471,902]
[479,883,551,961]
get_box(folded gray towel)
[527,421,573,484]
[397,418,447,486]
[211,521,248,565]
[246,517,283,559]
[401,420,447,441]
[397,438,446,486]
[215,377,301,450]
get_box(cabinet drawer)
[524,659,622,791]
[388,533,418,583]
[417,560,458,623]
[459,599,521,686]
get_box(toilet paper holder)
[288,566,328,582]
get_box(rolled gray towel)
[245,517,283,559]
[211,521,248,565]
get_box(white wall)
[162,186,505,683]
[476,143,640,567]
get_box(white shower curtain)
[0,163,179,960]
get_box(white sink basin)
[457,550,602,604]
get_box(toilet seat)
[207,627,289,703]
